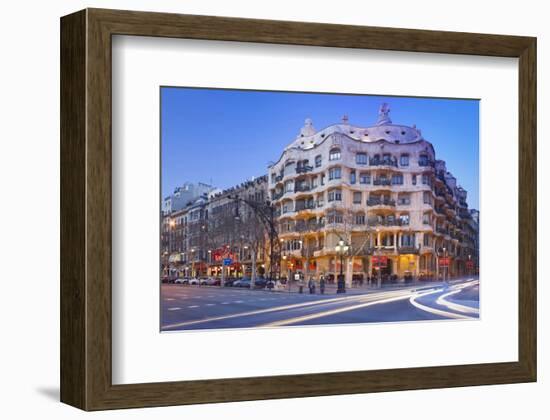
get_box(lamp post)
[335,239,349,294]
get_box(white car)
[174,277,187,284]
[188,278,199,285]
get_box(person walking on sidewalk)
[308,277,316,294]
[319,276,326,294]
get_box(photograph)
[159,88,480,332]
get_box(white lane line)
[436,289,479,314]
[163,289,412,329]
[409,290,473,320]
[206,303,216,306]
[233,300,244,304]
[188,305,199,309]
[167,307,181,311]
[164,298,175,301]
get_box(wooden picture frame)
[60,8,536,411]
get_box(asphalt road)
[161,279,479,331]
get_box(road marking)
[187,305,199,309]
[409,290,473,320]
[233,300,244,304]
[164,298,175,301]
[167,307,181,311]
[436,288,479,315]
[206,303,216,306]
[221,302,230,305]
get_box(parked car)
[161,275,170,284]
[232,278,245,287]
[188,278,199,285]
[199,277,218,286]
[252,278,268,288]
[236,278,251,288]
[174,277,186,284]
[223,278,237,287]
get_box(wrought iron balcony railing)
[367,198,396,207]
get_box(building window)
[398,193,411,205]
[329,166,341,180]
[311,176,318,188]
[422,174,430,185]
[317,194,325,207]
[321,173,325,186]
[315,155,322,167]
[359,172,371,184]
[353,191,362,204]
[391,174,404,185]
[350,170,356,184]
[356,152,367,165]
[328,189,342,202]
[423,191,432,204]
[419,154,429,166]
[284,181,294,192]
[399,214,410,226]
[401,233,416,247]
[412,174,417,185]
[355,214,366,225]
[327,211,343,224]
[423,212,431,225]
[329,148,341,161]
[400,154,409,167]
[423,234,431,247]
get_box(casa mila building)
[268,104,479,286]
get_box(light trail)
[163,289,416,330]
[436,285,479,315]
[409,288,475,320]
[259,290,415,327]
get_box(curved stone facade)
[269,109,478,285]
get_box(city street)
[161,278,479,331]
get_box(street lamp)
[335,239,349,294]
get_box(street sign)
[439,257,450,267]
[223,258,232,266]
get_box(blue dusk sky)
[161,87,479,210]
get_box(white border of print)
[112,36,518,384]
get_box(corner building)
[268,105,479,286]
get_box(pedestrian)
[308,277,316,294]
[319,276,326,294]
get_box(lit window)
[329,148,341,161]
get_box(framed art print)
[61,8,536,410]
